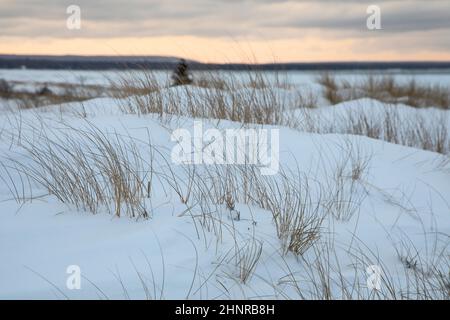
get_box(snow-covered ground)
[2,69,450,96]
[0,69,449,299]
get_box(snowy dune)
[0,70,449,299]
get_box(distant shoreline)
[1,55,450,71]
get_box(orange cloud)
[1,36,449,63]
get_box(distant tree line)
[1,55,450,71]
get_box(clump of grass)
[299,100,450,155]
[313,138,370,222]
[259,171,324,255]
[296,90,318,109]
[194,74,227,90]
[5,123,152,219]
[317,73,344,105]
[277,231,450,300]
[229,238,263,284]
[112,69,300,127]
[248,72,450,155]
[323,165,366,222]
[109,70,167,116]
[318,73,450,109]
[345,106,449,154]
[11,82,102,110]
[187,164,325,256]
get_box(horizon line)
[1,54,450,65]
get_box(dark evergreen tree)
[171,59,192,86]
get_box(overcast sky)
[0,0,449,62]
